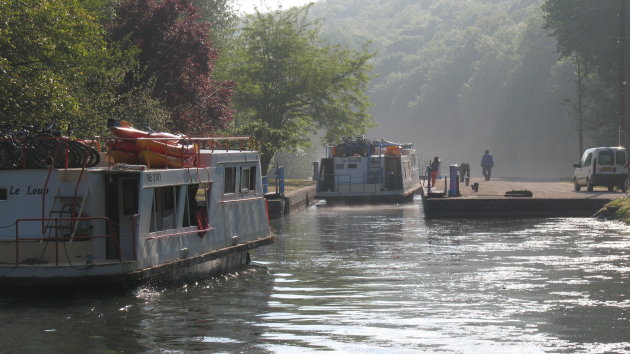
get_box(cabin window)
[348,163,357,169]
[0,188,6,201]
[249,166,257,191]
[239,166,257,193]
[224,167,236,194]
[184,184,209,228]
[150,186,178,232]
[241,167,251,192]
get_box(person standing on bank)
[481,150,494,181]
[430,156,440,187]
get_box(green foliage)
[542,0,629,147]
[221,5,375,174]
[0,0,104,129]
[0,0,235,138]
[193,0,238,51]
[594,197,630,224]
[0,0,162,137]
[309,0,582,177]
[542,0,625,87]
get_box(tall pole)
[620,0,627,147]
[577,57,584,158]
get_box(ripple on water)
[2,206,630,352]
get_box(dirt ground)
[428,177,626,200]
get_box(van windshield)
[598,151,614,165]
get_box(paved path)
[428,178,626,200]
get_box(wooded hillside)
[310,0,597,177]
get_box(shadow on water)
[0,264,276,353]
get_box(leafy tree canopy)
[108,0,235,134]
[542,0,627,90]
[193,0,238,51]
[221,4,375,174]
[0,0,109,131]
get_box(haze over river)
[1,198,630,352]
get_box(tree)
[543,0,629,146]
[222,5,375,174]
[193,0,238,51]
[0,0,111,131]
[307,0,582,178]
[542,0,625,90]
[108,0,234,134]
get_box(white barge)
[0,135,273,290]
[315,137,421,204]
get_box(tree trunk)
[260,148,275,176]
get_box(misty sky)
[234,0,315,13]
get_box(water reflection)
[131,267,275,352]
[259,204,630,352]
[1,201,630,352]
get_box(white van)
[574,147,628,192]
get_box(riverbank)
[265,180,316,218]
[594,197,630,224]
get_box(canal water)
[1,198,630,352]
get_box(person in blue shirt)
[481,150,494,181]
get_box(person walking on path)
[430,156,440,187]
[481,150,494,181]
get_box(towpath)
[430,177,625,200]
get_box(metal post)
[620,0,627,147]
[577,57,584,157]
[448,164,459,197]
[278,166,285,195]
[312,161,319,181]
[262,176,268,194]
[15,221,19,266]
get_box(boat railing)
[13,216,119,266]
[317,172,404,193]
[0,135,101,170]
[0,134,256,171]
[104,135,255,170]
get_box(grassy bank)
[594,198,630,224]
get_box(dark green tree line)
[543,0,629,147]
[308,0,581,177]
